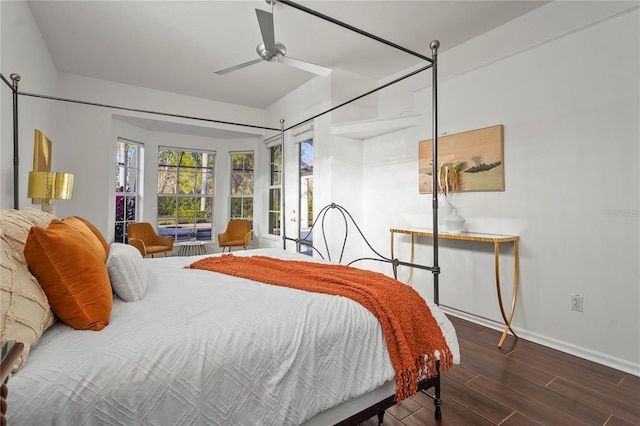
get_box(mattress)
[7,248,459,425]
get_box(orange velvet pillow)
[63,217,108,262]
[23,219,112,331]
[72,216,110,258]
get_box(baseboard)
[441,307,640,377]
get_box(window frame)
[229,151,255,227]
[157,146,216,242]
[114,138,142,243]
[298,138,313,254]
[268,143,282,237]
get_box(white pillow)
[106,243,147,302]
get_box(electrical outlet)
[571,295,583,312]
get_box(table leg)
[407,234,415,285]
[495,241,519,347]
[390,231,397,279]
[390,232,415,285]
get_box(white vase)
[438,196,453,231]
[445,209,465,235]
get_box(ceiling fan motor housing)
[257,42,286,62]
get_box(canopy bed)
[1,1,454,424]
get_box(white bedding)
[7,248,459,426]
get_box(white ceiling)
[27,1,548,111]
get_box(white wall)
[353,2,639,373]
[1,0,58,210]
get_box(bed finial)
[10,73,20,88]
[430,40,440,56]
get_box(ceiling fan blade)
[255,8,276,52]
[214,58,264,75]
[280,57,333,77]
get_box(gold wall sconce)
[27,171,74,214]
[28,130,74,215]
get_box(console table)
[390,228,520,347]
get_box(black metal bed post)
[431,41,440,306]
[11,73,21,210]
[430,44,444,422]
[434,359,443,419]
[280,119,286,250]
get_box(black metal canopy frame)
[1,0,444,422]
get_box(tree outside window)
[230,152,254,226]
[157,147,215,242]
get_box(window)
[157,147,215,242]
[115,138,142,243]
[230,152,254,226]
[268,144,282,236]
[299,139,313,255]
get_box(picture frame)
[419,124,505,194]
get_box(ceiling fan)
[214,1,332,77]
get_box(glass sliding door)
[298,139,313,256]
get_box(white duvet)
[8,248,459,426]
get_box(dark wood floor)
[361,315,640,426]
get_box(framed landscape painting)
[419,124,505,194]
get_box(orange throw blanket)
[188,255,453,402]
